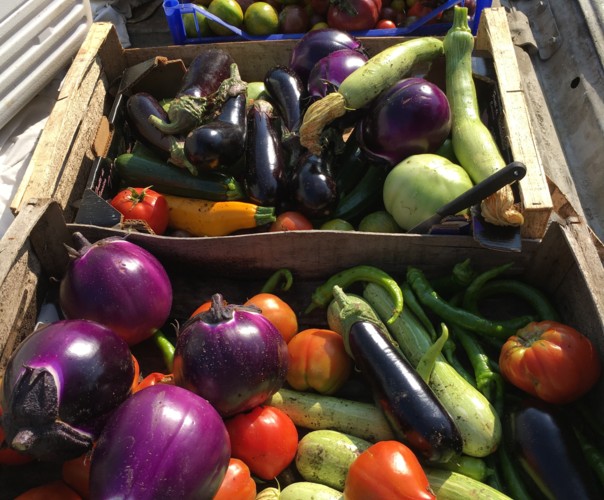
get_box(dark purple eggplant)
[505,398,602,500]
[289,28,367,86]
[244,99,286,206]
[149,54,241,136]
[126,92,175,155]
[177,49,235,98]
[288,149,338,219]
[264,65,308,136]
[184,93,247,172]
[328,288,463,464]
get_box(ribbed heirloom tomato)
[499,320,601,404]
[286,328,352,394]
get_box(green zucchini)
[295,430,371,491]
[425,469,513,500]
[331,165,387,224]
[443,6,523,226]
[280,482,343,500]
[265,388,395,443]
[114,153,244,201]
[363,283,502,458]
[293,429,509,499]
[300,37,444,155]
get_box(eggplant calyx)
[190,293,261,326]
[3,366,95,461]
[149,95,209,135]
[169,139,199,176]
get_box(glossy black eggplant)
[126,92,175,155]
[244,99,286,206]
[328,288,463,464]
[150,53,239,136]
[264,65,308,136]
[177,49,235,98]
[505,398,602,500]
[288,149,338,219]
[184,93,247,172]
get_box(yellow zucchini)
[163,195,276,236]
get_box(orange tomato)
[190,299,213,318]
[269,211,313,231]
[15,480,82,500]
[62,454,91,499]
[213,458,257,500]
[344,441,435,500]
[130,354,141,393]
[133,372,175,393]
[244,293,298,343]
[286,328,352,394]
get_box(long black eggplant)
[288,149,338,219]
[264,65,308,136]
[177,48,235,98]
[149,51,238,135]
[505,398,602,500]
[184,92,247,172]
[244,99,286,207]
[328,287,463,464]
[126,92,197,175]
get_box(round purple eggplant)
[89,384,230,500]
[1,319,135,461]
[59,232,173,346]
[357,77,452,166]
[289,28,367,85]
[173,294,289,417]
[307,49,368,99]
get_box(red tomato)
[15,480,82,500]
[133,372,175,393]
[110,186,169,235]
[270,211,314,231]
[131,354,141,392]
[279,4,310,33]
[499,321,602,404]
[327,0,382,31]
[244,293,298,343]
[376,18,396,29]
[213,458,257,500]
[62,454,91,499]
[0,406,34,466]
[225,406,298,480]
[344,441,435,500]
[406,1,442,22]
[308,0,330,15]
[286,328,352,394]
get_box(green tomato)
[383,154,473,231]
[320,219,355,231]
[358,211,401,233]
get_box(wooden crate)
[0,194,602,494]
[10,8,552,239]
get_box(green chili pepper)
[431,258,477,298]
[260,268,294,294]
[496,444,534,500]
[407,267,535,340]
[306,265,403,324]
[402,282,437,341]
[467,279,560,322]
[416,323,449,383]
[462,262,513,312]
[153,329,175,372]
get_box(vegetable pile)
[106,7,522,238]
[1,230,603,499]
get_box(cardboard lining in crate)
[11,8,553,239]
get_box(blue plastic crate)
[163,0,492,45]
